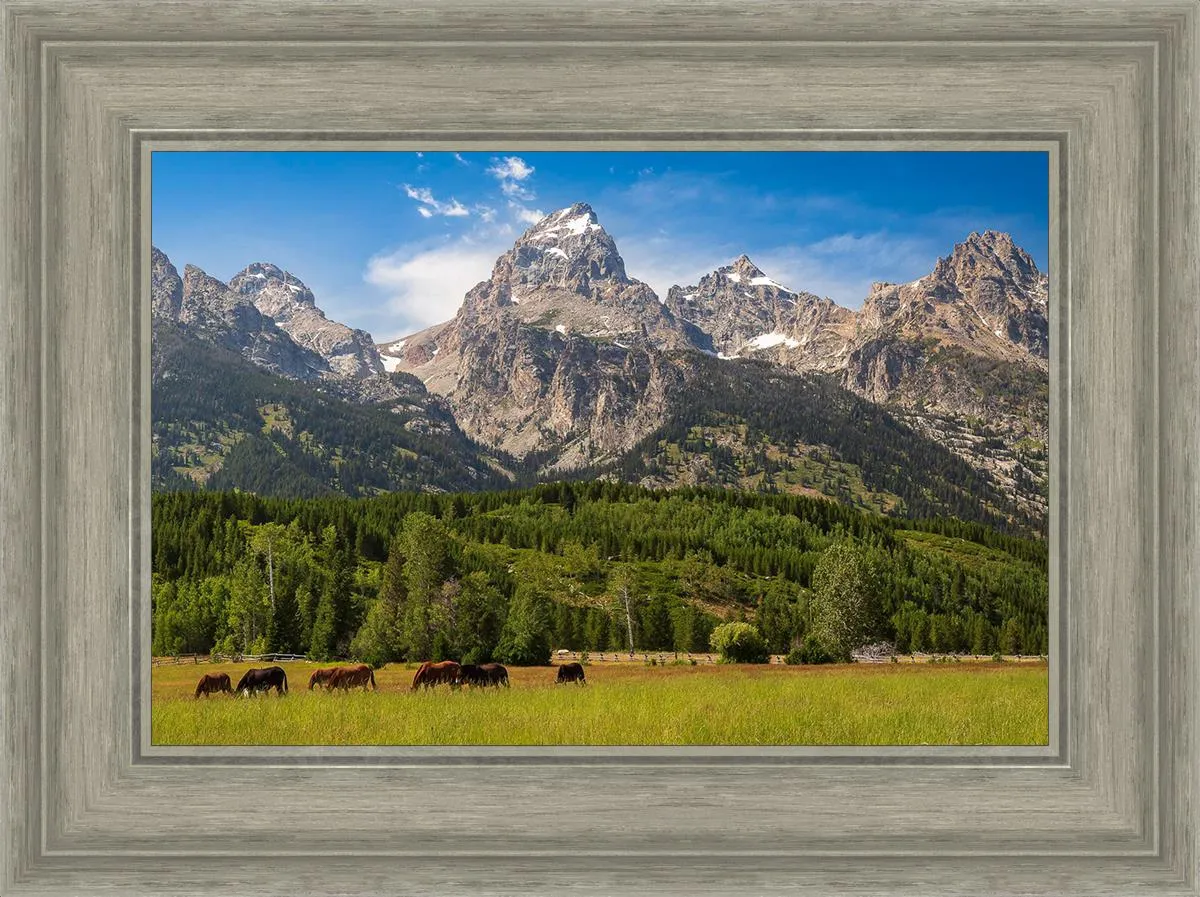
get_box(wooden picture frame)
[2,1,1196,893]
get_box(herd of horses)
[193,660,587,698]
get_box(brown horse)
[194,672,232,698]
[307,667,339,690]
[458,663,488,688]
[411,660,461,690]
[327,664,377,691]
[556,662,586,685]
[234,666,288,696]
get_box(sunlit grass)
[151,660,1048,746]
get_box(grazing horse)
[194,672,232,699]
[480,662,510,688]
[458,663,489,688]
[556,662,586,685]
[411,660,462,691]
[327,664,377,691]
[234,666,288,696]
[307,667,339,690]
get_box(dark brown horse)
[458,663,488,688]
[327,664,377,691]
[556,662,586,685]
[234,666,288,696]
[480,662,510,687]
[411,660,461,690]
[194,672,232,698]
[307,667,339,690]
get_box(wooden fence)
[151,653,309,666]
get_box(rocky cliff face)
[382,203,694,469]
[152,248,405,404]
[229,262,387,380]
[855,230,1048,373]
[843,231,1050,522]
[162,256,330,381]
[665,254,857,372]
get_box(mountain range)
[150,202,1049,534]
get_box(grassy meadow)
[152,659,1049,746]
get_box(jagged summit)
[715,254,776,286]
[230,262,317,306]
[496,202,630,290]
[523,203,605,239]
[151,246,390,387]
[934,230,1044,296]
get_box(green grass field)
[152,660,1049,746]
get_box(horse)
[556,662,586,685]
[458,663,489,688]
[234,666,288,696]
[307,667,339,690]
[480,662,510,688]
[327,664,377,691]
[194,672,232,698]
[411,660,461,690]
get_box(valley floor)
[152,660,1049,747]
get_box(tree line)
[151,482,1049,665]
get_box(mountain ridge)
[150,204,1049,532]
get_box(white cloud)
[509,202,546,225]
[364,240,506,337]
[454,152,469,165]
[487,155,536,200]
[402,184,470,218]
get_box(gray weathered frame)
[1,1,1197,894]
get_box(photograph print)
[149,150,1050,746]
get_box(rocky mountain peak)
[153,248,391,388]
[230,262,317,306]
[151,247,184,321]
[181,263,241,309]
[859,229,1048,364]
[499,202,629,290]
[718,254,768,283]
[227,263,384,380]
[934,230,1042,292]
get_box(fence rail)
[152,653,310,666]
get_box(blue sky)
[152,151,1049,342]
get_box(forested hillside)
[609,356,1037,534]
[152,325,509,496]
[151,483,1049,665]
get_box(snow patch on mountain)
[747,332,801,351]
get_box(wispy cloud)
[402,184,470,218]
[487,155,536,200]
[365,238,507,337]
[509,202,546,225]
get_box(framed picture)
[147,148,1053,749]
[2,1,1196,894]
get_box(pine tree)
[398,512,452,661]
[309,526,354,660]
[349,535,408,666]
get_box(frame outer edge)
[1160,5,1200,890]
[0,3,44,892]
[7,2,1200,895]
